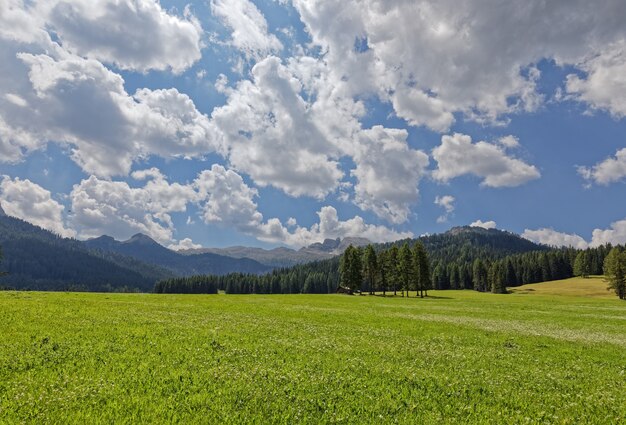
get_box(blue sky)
[1,0,626,250]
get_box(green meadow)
[1,285,624,424]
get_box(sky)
[1,0,626,250]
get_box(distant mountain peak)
[125,233,159,245]
[0,203,6,217]
[300,236,372,255]
[88,235,115,242]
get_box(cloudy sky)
[1,0,626,250]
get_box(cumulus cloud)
[0,0,218,177]
[498,135,520,149]
[566,40,626,118]
[1,48,221,177]
[432,133,540,187]
[352,126,429,224]
[590,218,626,247]
[211,56,345,199]
[70,170,197,244]
[168,238,202,251]
[193,164,411,247]
[290,0,626,130]
[211,0,282,60]
[68,164,409,248]
[578,148,626,185]
[470,220,497,229]
[0,176,75,237]
[434,195,455,223]
[45,0,203,73]
[522,228,588,249]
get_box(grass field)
[510,275,615,298]
[1,287,625,424]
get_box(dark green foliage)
[0,215,172,292]
[161,259,341,295]
[413,242,431,297]
[362,245,378,295]
[154,275,219,294]
[339,245,363,292]
[0,245,6,278]
[603,247,626,300]
[573,251,591,278]
[472,259,489,292]
[398,243,413,297]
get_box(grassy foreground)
[0,289,624,424]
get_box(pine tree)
[489,262,507,294]
[398,242,412,297]
[340,245,363,292]
[388,245,400,296]
[603,247,626,300]
[363,245,378,295]
[573,251,591,278]
[472,259,488,292]
[0,246,6,277]
[378,250,389,296]
[413,242,430,297]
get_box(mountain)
[84,234,271,276]
[0,214,173,291]
[417,226,547,263]
[158,225,577,295]
[179,245,331,268]
[300,237,371,256]
[178,237,372,267]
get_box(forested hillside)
[0,215,172,291]
[156,227,616,295]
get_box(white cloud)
[290,0,626,130]
[211,56,345,199]
[168,238,202,251]
[590,218,626,247]
[566,40,626,118]
[352,126,429,224]
[193,164,412,247]
[211,0,282,60]
[45,0,203,73]
[432,133,540,187]
[434,195,455,223]
[70,170,197,244]
[578,148,626,185]
[470,220,497,230]
[0,1,218,177]
[522,228,588,249]
[498,135,520,149]
[0,176,75,237]
[0,48,221,177]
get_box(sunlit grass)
[1,290,624,423]
[510,275,614,298]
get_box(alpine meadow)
[1,0,626,424]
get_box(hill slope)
[0,215,172,291]
[410,226,547,263]
[510,276,613,298]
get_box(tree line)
[154,259,339,295]
[339,242,432,296]
[153,240,625,299]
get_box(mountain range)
[179,236,371,267]
[0,207,551,292]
